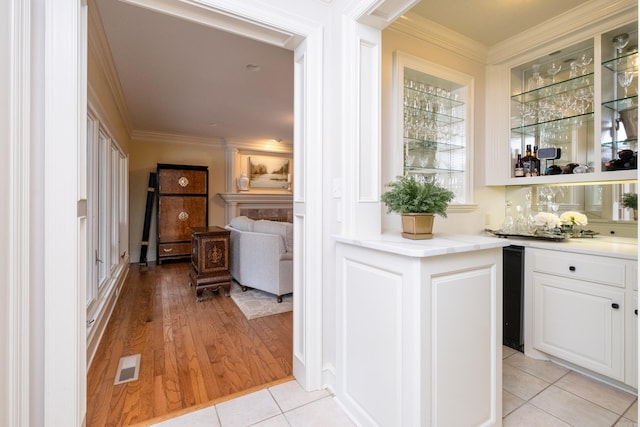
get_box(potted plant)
[381,175,454,239]
[622,192,638,220]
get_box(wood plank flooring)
[86,262,293,427]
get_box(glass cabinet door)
[510,39,595,178]
[601,22,638,172]
[393,52,473,204]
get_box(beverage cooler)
[503,245,525,352]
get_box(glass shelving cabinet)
[393,52,473,204]
[510,40,595,178]
[601,22,638,172]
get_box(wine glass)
[576,53,592,76]
[547,62,562,83]
[612,33,630,56]
[617,71,634,97]
[527,64,546,91]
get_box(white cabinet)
[335,240,503,426]
[526,247,637,387]
[486,7,638,185]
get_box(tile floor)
[153,346,638,426]
[502,346,637,427]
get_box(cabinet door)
[158,168,207,194]
[533,272,624,380]
[626,290,637,388]
[158,196,207,242]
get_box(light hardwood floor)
[86,262,293,427]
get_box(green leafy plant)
[622,192,637,210]
[381,175,454,217]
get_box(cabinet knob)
[569,266,576,271]
[612,303,620,309]
[178,211,189,221]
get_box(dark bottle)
[522,145,536,176]
[532,146,540,176]
[514,154,524,177]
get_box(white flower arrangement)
[533,212,562,229]
[559,211,588,226]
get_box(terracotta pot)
[401,213,435,240]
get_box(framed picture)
[248,155,291,189]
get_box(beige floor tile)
[269,380,330,412]
[530,385,620,427]
[503,403,571,427]
[216,389,281,427]
[251,414,291,427]
[503,345,518,359]
[504,351,570,384]
[284,396,356,427]
[624,400,638,423]
[152,406,220,427]
[554,371,637,415]
[503,389,525,417]
[503,362,551,401]
[614,417,638,427]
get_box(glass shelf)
[602,138,637,148]
[404,85,464,110]
[602,95,638,111]
[602,52,639,73]
[404,138,465,152]
[511,74,594,104]
[404,105,464,124]
[511,112,594,135]
[405,166,465,174]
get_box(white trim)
[6,0,32,425]
[487,0,637,65]
[43,1,86,425]
[388,12,488,64]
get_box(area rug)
[230,281,293,320]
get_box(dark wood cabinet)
[156,164,208,264]
[189,227,231,301]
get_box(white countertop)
[494,234,638,260]
[334,233,638,260]
[334,233,510,257]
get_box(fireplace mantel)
[218,192,293,223]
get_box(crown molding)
[388,12,488,64]
[225,138,293,154]
[87,1,132,137]
[487,0,638,65]
[130,130,226,146]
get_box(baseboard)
[86,262,130,367]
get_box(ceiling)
[94,0,590,145]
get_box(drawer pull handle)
[569,266,576,271]
[178,211,189,221]
[163,248,173,253]
[612,303,620,309]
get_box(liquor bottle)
[531,146,540,176]
[521,145,534,177]
[514,154,524,177]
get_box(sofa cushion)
[253,220,293,252]
[229,215,255,231]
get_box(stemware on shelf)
[617,71,634,97]
[612,33,630,56]
[547,62,562,83]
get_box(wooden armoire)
[156,163,208,264]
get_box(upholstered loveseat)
[225,216,293,302]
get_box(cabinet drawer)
[531,249,627,288]
[158,168,207,194]
[158,242,191,258]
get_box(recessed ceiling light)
[246,64,261,72]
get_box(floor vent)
[114,354,141,385]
